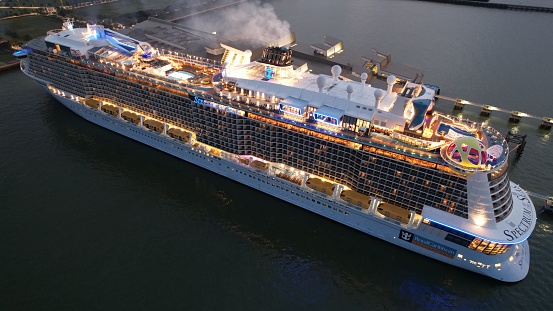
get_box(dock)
[526,191,549,201]
[437,95,553,130]
[0,60,19,72]
[525,190,553,213]
[414,0,553,13]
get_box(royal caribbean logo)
[399,229,413,242]
[399,230,456,259]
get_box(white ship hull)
[41,83,529,282]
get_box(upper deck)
[25,22,509,177]
[220,53,509,176]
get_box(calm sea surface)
[1,1,553,309]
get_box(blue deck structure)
[407,99,432,130]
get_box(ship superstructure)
[17,20,536,282]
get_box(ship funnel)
[316,75,326,93]
[387,75,396,94]
[346,84,353,100]
[331,65,342,81]
[260,47,292,66]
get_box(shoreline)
[413,0,553,12]
[168,0,248,22]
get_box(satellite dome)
[331,65,342,80]
[346,84,354,93]
[244,50,252,56]
[374,88,385,100]
[316,75,326,91]
[445,136,487,168]
[387,75,397,85]
[360,72,368,80]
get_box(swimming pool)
[168,71,195,81]
[437,123,475,139]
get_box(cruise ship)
[15,19,536,282]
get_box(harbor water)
[1,0,553,309]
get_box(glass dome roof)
[445,136,487,169]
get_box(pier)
[505,131,527,158]
[525,190,553,213]
[437,95,553,130]
[414,0,553,13]
[526,191,549,201]
[0,60,19,72]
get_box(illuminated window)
[468,238,482,250]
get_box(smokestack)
[386,75,396,94]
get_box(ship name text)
[503,205,533,241]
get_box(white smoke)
[188,0,291,46]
